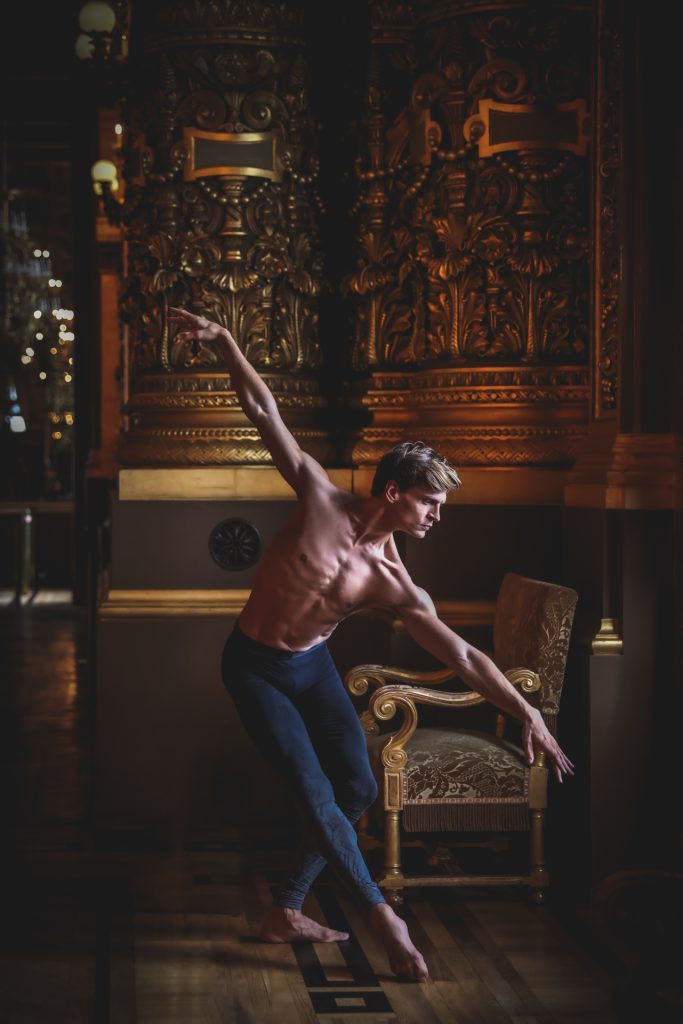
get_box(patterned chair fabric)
[402,728,529,832]
[494,573,578,725]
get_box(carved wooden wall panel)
[593,0,621,420]
[118,0,329,465]
[346,0,593,466]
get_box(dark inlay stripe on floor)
[264,878,396,1016]
[288,940,327,988]
[309,989,394,1013]
[315,888,383,988]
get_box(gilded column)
[118,0,329,465]
[345,0,592,467]
[566,0,683,513]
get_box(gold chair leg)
[530,808,549,903]
[382,808,405,907]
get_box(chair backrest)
[493,573,578,727]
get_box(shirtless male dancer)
[169,307,575,983]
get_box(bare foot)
[369,903,429,982]
[259,905,349,943]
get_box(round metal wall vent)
[209,518,261,571]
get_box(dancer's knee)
[340,771,378,818]
[290,763,377,828]
[291,766,335,812]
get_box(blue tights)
[221,621,385,911]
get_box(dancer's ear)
[384,481,401,504]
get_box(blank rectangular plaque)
[183,128,280,181]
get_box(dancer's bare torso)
[239,467,423,651]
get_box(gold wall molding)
[118,0,329,467]
[118,466,353,501]
[100,588,251,618]
[118,465,566,504]
[99,587,496,627]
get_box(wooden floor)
[0,599,620,1024]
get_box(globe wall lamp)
[91,159,123,225]
[75,1,128,64]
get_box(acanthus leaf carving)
[119,0,329,466]
[351,6,590,373]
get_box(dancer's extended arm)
[167,307,328,494]
[397,595,574,783]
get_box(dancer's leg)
[275,647,378,909]
[225,658,385,911]
[222,632,428,978]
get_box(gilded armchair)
[345,573,578,905]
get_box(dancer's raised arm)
[168,308,328,494]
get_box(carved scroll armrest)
[348,664,539,701]
[367,668,541,769]
[345,663,457,699]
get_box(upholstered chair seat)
[368,728,529,831]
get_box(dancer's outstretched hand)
[521,707,575,783]
[168,307,233,346]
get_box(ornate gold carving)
[347,1,591,467]
[140,374,323,395]
[348,360,588,465]
[120,426,330,467]
[133,392,325,410]
[507,668,542,695]
[362,366,588,404]
[593,0,622,418]
[119,0,328,466]
[370,689,415,772]
[353,430,586,468]
[347,665,455,697]
[359,710,381,737]
[354,669,539,709]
